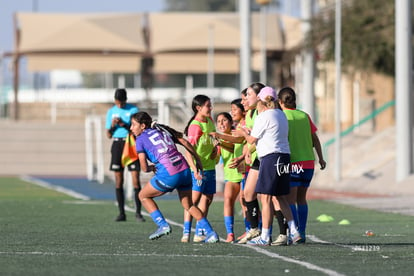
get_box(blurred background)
[1,0,413,197]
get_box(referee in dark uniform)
[105,88,145,222]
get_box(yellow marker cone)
[339,219,350,225]
[317,214,334,222]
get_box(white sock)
[261,228,270,241]
[287,220,298,235]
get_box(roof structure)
[10,11,302,73]
[16,12,146,72]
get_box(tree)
[164,0,274,12]
[165,0,237,11]
[309,0,395,76]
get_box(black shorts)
[256,153,290,196]
[110,139,140,172]
[250,158,260,171]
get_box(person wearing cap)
[233,86,301,245]
[105,88,145,222]
[272,87,326,245]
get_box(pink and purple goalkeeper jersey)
[135,128,188,177]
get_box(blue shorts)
[256,153,290,196]
[290,168,314,188]
[150,169,192,193]
[241,174,247,191]
[192,169,216,195]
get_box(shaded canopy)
[16,12,146,72]
[149,12,289,73]
[11,11,302,74]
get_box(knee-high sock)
[150,210,168,227]
[134,188,142,214]
[224,216,234,235]
[275,210,288,235]
[197,218,214,235]
[297,204,308,234]
[244,217,251,232]
[245,199,260,229]
[289,204,299,228]
[195,221,204,236]
[183,221,192,234]
[116,188,125,215]
[242,198,251,231]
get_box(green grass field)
[1,177,413,276]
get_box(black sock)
[245,199,260,229]
[242,198,248,219]
[116,188,125,215]
[275,210,288,235]
[134,187,142,214]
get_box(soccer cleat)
[271,234,287,246]
[247,236,270,246]
[237,228,261,244]
[193,234,206,243]
[236,232,247,242]
[289,231,302,244]
[204,231,219,243]
[115,213,126,222]
[149,225,172,240]
[135,213,146,222]
[297,231,306,244]
[225,233,235,243]
[181,233,190,243]
[297,237,306,244]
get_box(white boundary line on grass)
[125,206,345,276]
[0,251,262,259]
[21,177,344,276]
[236,244,345,276]
[21,175,90,200]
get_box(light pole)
[256,0,271,84]
[395,0,413,181]
[240,0,252,90]
[334,0,342,181]
[33,0,39,92]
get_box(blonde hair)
[259,96,276,109]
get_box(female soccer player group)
[125,83,326,245]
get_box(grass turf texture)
[1,177,413,276]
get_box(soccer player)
[234,86,301,245]
[180,95,218,243]
[130,111,219,243]
[273,87,326,245]
[234,82,265,243]
[214,112,243,243]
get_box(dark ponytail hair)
[278,87,297,109]
[184,94,211,136]
[249,82,265,95]
[131,111,183,144]
[131,111,152,129]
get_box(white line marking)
[236,244,346,276]
[308,235,356,250]
[125,207,345,276]
[62,200,108,205]
[21,175,90,200]
[22,178,345,276]
[0,251,260,259]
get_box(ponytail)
[152,121,183,144]
[184,94,211,136]
[184,114,196,136]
